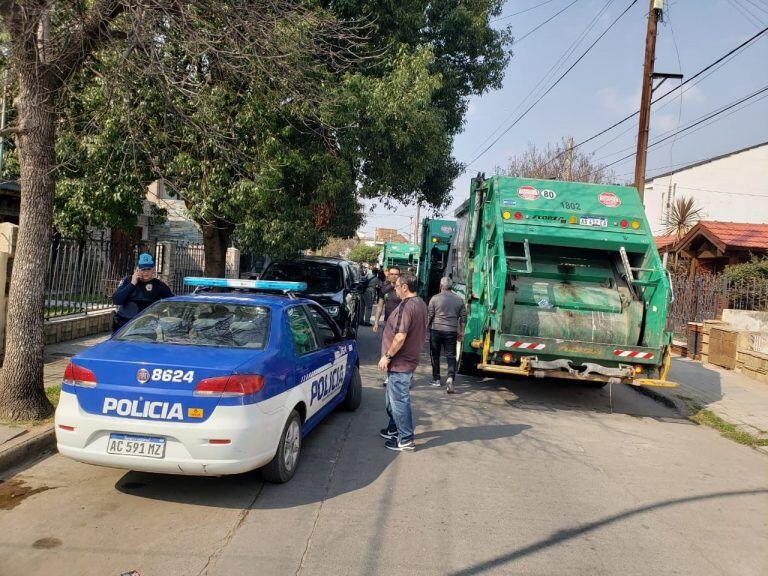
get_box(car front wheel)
[342,365,362,411]
[261,410,302,483]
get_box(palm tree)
[663,195,704,239]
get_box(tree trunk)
[0,72,57,420]
[201,219,233,277]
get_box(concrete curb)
[0,424,56,475]
[631,385,695,418]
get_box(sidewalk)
[638,355,768,449]
[0,333,110,473]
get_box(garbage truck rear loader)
[451,174,675,387]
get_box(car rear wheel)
[261,410,302,483]
[342,365,362,411]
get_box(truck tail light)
[194,375,264,397]
[501,352,514,363]
[620,220,628,228]
[514,212,523,220]
[63,362,97,388]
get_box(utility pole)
[412,204,420,246]
[634,0,662,202]
[564,136,574,181]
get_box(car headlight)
[326,306,340,317]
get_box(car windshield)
[116,301,270,349]
[261,261,342,293]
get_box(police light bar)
[183,277,307,292]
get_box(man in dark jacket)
[111,253,174,331]
[428,277,467,394]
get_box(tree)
[348,244,381,264]
[0,0,366,420]
[662,196,704,239]
[318,237,360,259]
[505,140,616,183]
[54,2,513,273]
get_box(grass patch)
[691,409,768,448]
[45,384,61,408]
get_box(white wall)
[643,144,768,235]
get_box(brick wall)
[44,309,114,345]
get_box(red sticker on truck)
[518,186,539,201]
[599,192,621,207]
[440,225,453,234]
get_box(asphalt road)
[1,327,767,575]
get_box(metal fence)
[169,242,205,294]
[45,237,163,320]
[724,277,768,312]
[667,273,768,338]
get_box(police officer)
[111,253,174,331]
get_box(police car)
[55,278,362,482]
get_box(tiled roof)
[654,235,678,250]
[697,221,768,250]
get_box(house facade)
[643,141,768,236]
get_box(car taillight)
[194,375,264,397]
[63,362,97,388]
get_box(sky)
[360,0,768,240]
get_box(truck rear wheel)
[458,352,479,376]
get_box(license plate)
[579,216,607,227]
[107,433,166,459]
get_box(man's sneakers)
[385,437,415,451]
[379,427,398,440]
[446,377,455,394]
[430,379,442,387]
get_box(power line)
[491,0,559,23]
[470,0,618,157]
[584,84,768,177]
[534,24,768,173]
[466,0,638,166]
[515,0,581,45]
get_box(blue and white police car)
[55,278,362,483]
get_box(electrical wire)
[466,0,638,166]
[515,0,581,45]
[470,0,619,157]
[533,24,768,172]
[491,0,559,23]
[583,84,768,178]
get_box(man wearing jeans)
[428,277,467,394]
[378,273,427,451]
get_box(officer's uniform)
[111,253,174,331]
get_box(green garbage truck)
[380,241,420,271]
[449,174,675,388]
[417,218,456,301]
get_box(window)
[116,301,270,349]
[286,306,318,355]
[261,261,343,293]
[306,305,339,347]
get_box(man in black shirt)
[111,253,174,331]
[373,266,402,333]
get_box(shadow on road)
[446,488,768,576]
[452,371,689,422]
[113,384,532,510]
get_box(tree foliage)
[347,244,381,263]
[56,1,512,266]
[504,139,616,183]
[722,256,768,282]
[662,196,705,238]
